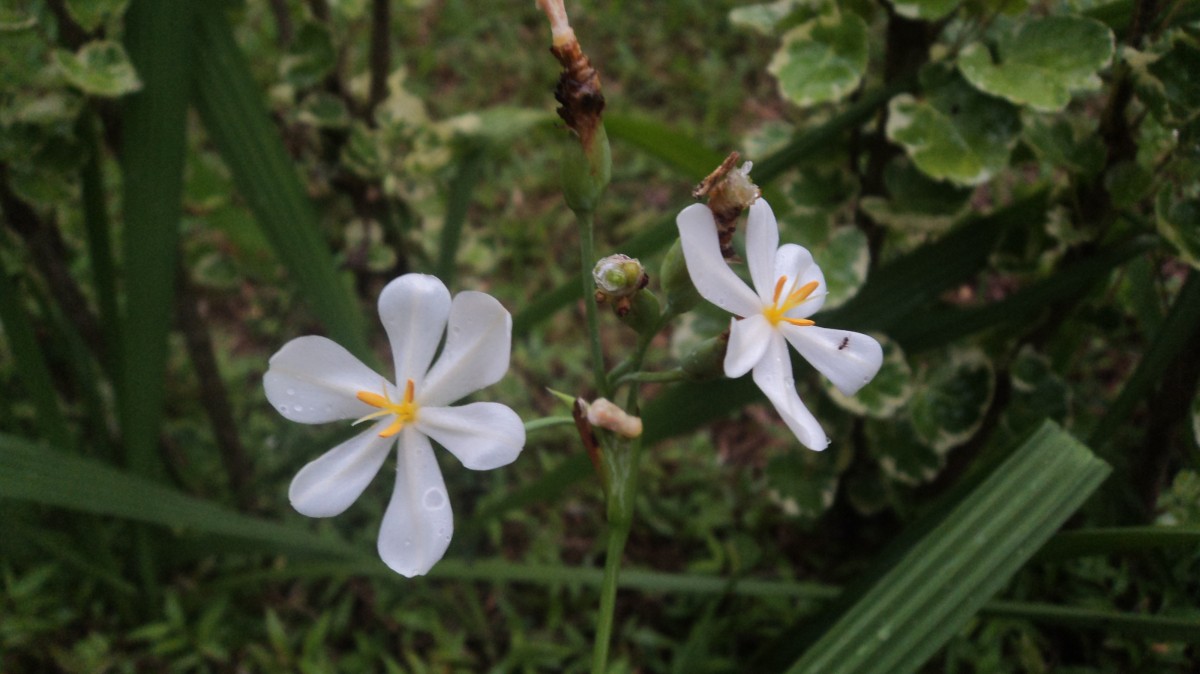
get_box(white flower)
[263,274,525,576]
[676,199,883,450]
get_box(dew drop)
[422,487,446,510]
[404,538,412,547]
[286,388,296,396]
[293,405,303,412]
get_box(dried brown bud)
[693,152,760,259]
[537,0,605,149]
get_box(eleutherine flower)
[263,274,525,576]
[675,198,883,450]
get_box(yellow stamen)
[763,276,820,327]
[354,379,419,438]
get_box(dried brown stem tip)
[537,0,605,148]
[693,152,761,259]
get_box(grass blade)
[604,114,726,179]
[118,0,191,477]
[436,144,486,287]
[0,265,70,448]
[783,421,1110,674]
[0,433,364,560]
[192,4,370,359]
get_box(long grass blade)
[0,433,363,560]
[0,265,70,448]
[118,0,191,478]
[783,421,1110,674]
[192,4,370,360]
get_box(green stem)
[578,210,610,397]
[616,369,688,388]
[524,416,575,433]
[591,522,631,674]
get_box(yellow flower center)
[762,275,818,327]
[354,379,419,438]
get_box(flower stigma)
[355,379,419,438]
[763,275,818,327]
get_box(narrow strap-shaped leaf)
[1088,272,1200,447]
[118,0,191,477]
[436,144,486,287]
[192,4,371,360]
[0,265,70,449]
[784,421,1110,674]
[0,433,363,560]
[78,113,121,379]
[604,114,726,179]
[1039,525,1200,560]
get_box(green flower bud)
[561,122,611,214]
[681,331,729,380]
[659,239,700,315]
[593,254,647,299]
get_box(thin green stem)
[524,416,575,433]
[578,210,610,397]
[616,369,688,388]
[591,523,631,674]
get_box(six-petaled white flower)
[263,274,525,577]
[676,198,883,450]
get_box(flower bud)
[681,331,729,380]
[659,240,700,315]
[593,254,647,299]
[693,152,760,259]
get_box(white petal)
[675,203,760,317]
[377,429,454,577]
[751,333,829,451]
[288,423,393,517]
[782,325,883,396]
[377,274,451,386]
[774,244,826,318]
[724,314,773,379]
[264,335,382,424]
[417,403,525,471]
[745,199,780,303]
[419,291,512,407]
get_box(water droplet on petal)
[293,405,303,412]
[422,487,446,510]
[286,388,295,396]
[404,538,412,547]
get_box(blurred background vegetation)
[1,0,1199,671]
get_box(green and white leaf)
[813,226,868,309]
[886,66,1020,185]
[0,7,37,31]
[909,347,995,452]
[891,0,959,20]
[729,0,812,35]
[1022,113,1106,178]
[1128,35,1200,127]
[860,159,973,232]
[279,23,335,89]
[64,0,130,32]
[824,334,912,418]
[867,417,944,485]
[957,16,1114,112]
[768,12,868,107]
[438,107,554,145]
[767,450,840,520]
[996,346,1071,443]
[1156,189,1200,270]
[53,41,142,97]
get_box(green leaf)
[728,0,809,35]
[279,23,335,89]
[605,113,726,180]
[64,0,131,32]
[891,0,960,20]
[887,65,1020,185]
[909,348,995,452]
[785,421,1110,674]
[859,159,973,232]
[0,7,37,31]
[867,417,944,485]
[768,12,868,107]
[765,451,840,520]
[1022,113,1106,178]
[192,4,371,360]
[118,0,191,478]
[54,41,142,97]
[957,16,1114,112]
[0,266,70,449]
[0,433,365,559]
[825,335,912,419]
[1130,34,1200,127]
[1155,189,1200,269]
